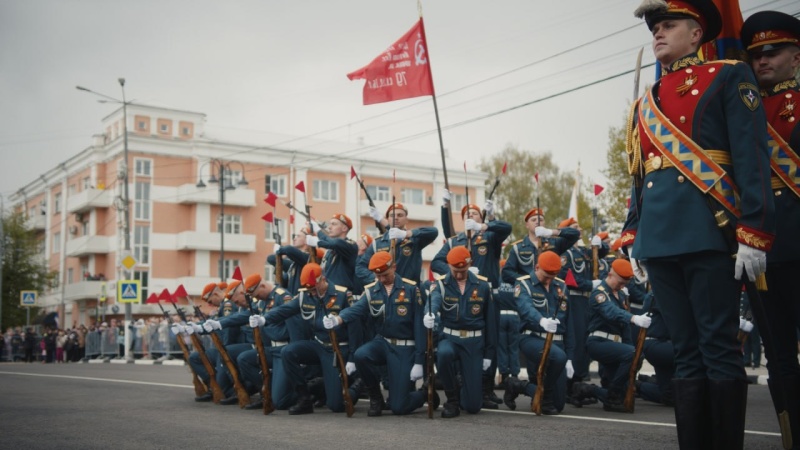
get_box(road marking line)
[0,371,192,389]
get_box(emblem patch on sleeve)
[514,284,521,298]
[595,293,606,304]
[739,83,760,111]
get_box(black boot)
[419,382,440,411]
[244,398,263,410]
[708,379,747,450]
[288,384,314,415]
[194,392,213,402]
[672,378,711,449]
[482,376,500,409]
[602,389,627,413]
[503,377,528,411]
[570,382,597,408]
[541,390,559,415]
[308,377,326,408]
[496,373,510,390]
[442,389,460,418]
[767,376,800,450]
[348,377,363,407]
[367,385,385,417]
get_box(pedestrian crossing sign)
[117,280,141,304]
[20,290,37,306]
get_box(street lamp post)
[76,79,133,361]
[196,160,248,280]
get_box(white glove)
[734,244,767,282]
[190,323,204,335]
[621,287,629,295]
[202,319,221,333]
[388,227,407,240]
[345,362,357,376]
[468,267,480,275]
[534,226,553,238]
[322,314,339,330]
[592,280,602,289]
[464,218,482,232]
[632,314,652,329]
[170,324,183,336]
[273,244,281,254]
[482,359,491,371]
[630,257,648,284]
[539,317,560,333]
[249,315,265,328]
[566,360,575,379]
[368,206,383,222]
[441,188,451,204]
[591,235,602,246]
[305,235,319,247]
[310,221,321,234]
[484,200,494,216]
[410,364,424,381]
[739,318,754,333]
[423,312,436,329]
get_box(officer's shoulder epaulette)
[364,281,377,289]
[345,238,356,244]
[274,287,286,295]
[516,275,530,280]
[434,274,446,281]
[475,274,489,282]
[596,285,606,292]
[298,288,308,293]
[554,277,564,283]
[510,239,523,247]
[401,277,417,286]
[335,285,349,293]
[710,59,742,67]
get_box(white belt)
[500,310,518,316]
[314,336,348,347]
[522,330,563,341]
[590,331,621,342]
[443,327,482,338]
[492,289,500,294]
[568,290,590,297]
[383,337,415,346]
[271,340,289,347]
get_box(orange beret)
[538,251,562,274]
[447,246,472,269]
[225,280,242,298]
[315,248,325,261]
[558,217,577,228]
[500,258,507,268]
[385,202,408,218]
[597,231,609,241]
[244,274,262,294]
[612,259,634,280]
[216,282,228,291]
[460,204,481,217]
[201,282,217,301]
[331,213,352,230]
[610,238,623,252]
[360,234,373,246]
[369,252,393,273]
[525,208,544,222]
[301,263,322,288]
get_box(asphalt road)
[0,362,785,449]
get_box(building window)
[265,175,287,197]
[452,194,467,211]
[67,268,74,285]
[265,265,276,283]
[81,221,89,236]
[402,188,424,205]
[313,180,339,202]
[222,170,242,189]
[134,225,150,265]
[138,121,146,130]
[134,181,151,220]
[54,193,62,214]
[156,119,172,135]
[264,218,287,242]
[134,271,149,303]
[68,184,76,196]
[135,159,152,176]
[53,232,60,254]
[83,177,91,190]
[366,185,391,202]
[222,215,242,234]
[222,259,240,280]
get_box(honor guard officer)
[186,282,225,402]
[742,11,800,447]
[501,209,580,283]
[305,214,359,293]
[360,202,439,284]
[573,259,651,412]
[503,251,573,415]
[324,252,431,416]
[425,246,498,418]
[624,1,775,447]
[495,259,520,390]
[259,263,362,415]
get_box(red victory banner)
[347,18,434,105]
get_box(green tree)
[599,110,634,234]
[1,211,55,330]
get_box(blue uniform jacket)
[358,226,439,285]
[587,281,634,344]
[514,275,575,360]
[502,228,581,283]
[431,220,512,288]
[317,230,358,292]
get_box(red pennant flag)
[627,197,631,209]
[347,18,434,105]
[534,173,539,184]
[172,284,188,300]
[393,170,396,183]
[145,293,159,304]
[564,269,578,289]
[290,214,295,225]
[295,181,305,193]
[158,288,173,303]
[264,192,278,207]
[232,266,243,282]
[594,184,604,196]
[261,212,274,223]
[501,161,507,175]
[350,166,357,180]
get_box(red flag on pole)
[158,288,173,303]
[501,161,507,175]
[534,173,539,184]
[145,293,159,304]
[564,269,578,289]
[232,266,243,282]
[290,214,295,225]
[594,184,604,196]
[261,212,274,223]
[347,18,434,105]
[172,284,188,300]
[294,181,305,193]
[350,166,357,180]
[264,192,278,207]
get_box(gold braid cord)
[626,100,643,177]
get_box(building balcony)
[67,188,113,214]
[360,200,439,222]
[66,235,112,257]
[176,231,256,252]
[64,280,107,302]
[175,184,255,207]
[27,214,46,231]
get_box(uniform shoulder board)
[475,274,488,282]
[346,238,356,244]
[274,287,286,295]
[596,285,606,292]
[364,281,377,289]
[510,239,523,247]
[554,277,564,283]
[401,277,418,286]
[434,274,446,281]
[516,275,530,281]
[298,288,308,293]
[335,285,348,293]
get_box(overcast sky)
[1,0,795,203]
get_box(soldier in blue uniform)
[305,214,358,293]
[260,263,362,414]
[572,259,651,412]
[503,251,573,414]
[355,233,375,290]
[185,282,225,402]
[494,259,519,390]
[501,209,580,283]
[424,246,497,418]
[638,294,675,406]
[324,252,432,416]
[741,11,800,447]
[624,1,775,447]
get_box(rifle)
[159,302,206,397]
[273,217,284,287]
[464,165,472,253]
[172,303,224,403]
[591,208,600,280]
[320,292,354,417]
[624,293,654,412]
[390,193,397,263]
[246,294,274,415]
[426,292,435,419]
[193,305,250,408]
[481,176,501,223]
[352,167,387,234]
[532,286,568,415]
[283,200,311,222]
